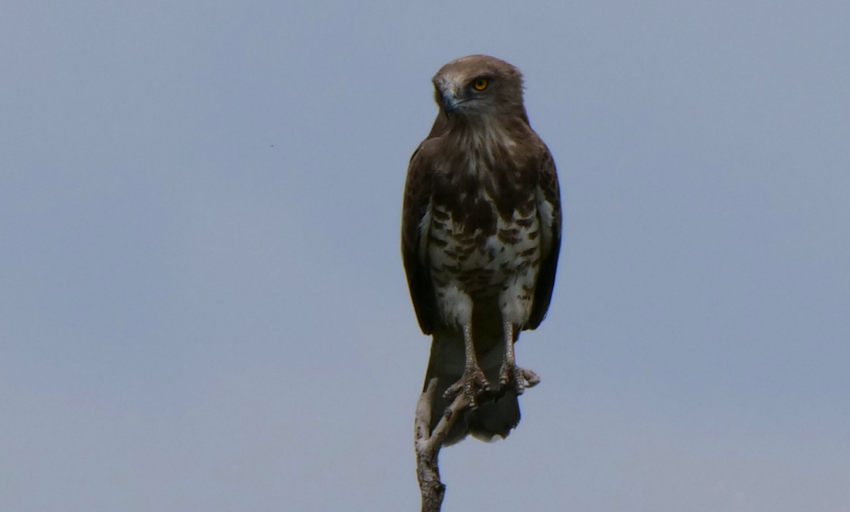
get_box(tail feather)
[424,330,521,445]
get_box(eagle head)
[432,55,526,119]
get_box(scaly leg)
[444,323,492,408]
[498,320,540,395]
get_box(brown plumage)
[402,55,562,444]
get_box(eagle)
[402,55,562,445]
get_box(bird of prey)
[402,55,562,445]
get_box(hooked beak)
[440,88,459,117]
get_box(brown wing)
[527,145,562,330]
[401,141,438,334]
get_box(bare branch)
[414,378,471,512]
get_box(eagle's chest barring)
[427,205,542,295]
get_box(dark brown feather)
[401,142,438,334]
[528,148,562,329]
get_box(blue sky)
[2,1,849,510]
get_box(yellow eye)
[472,78,488,91]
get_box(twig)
[414,378,471,512]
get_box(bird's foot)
[498,363,540,396]
[444,368,492,409]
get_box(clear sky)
[2,1,849,510]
